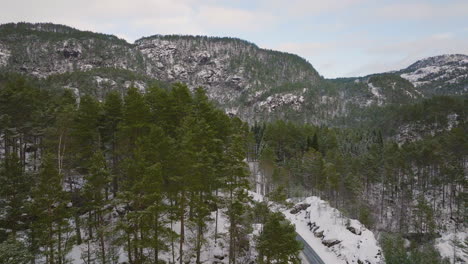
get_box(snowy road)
[297,234,326,264]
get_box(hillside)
[2,23,466,125]
[0,22,467,264]
[0,22,320,117]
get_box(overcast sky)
[2,0,468,78]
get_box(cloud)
[367,33,468,56]
[374,1,468,20]
[275,42,333,57]
[265,0,369,15]
[0,0,276,42]
[344,33,468,76]
[196,6,275,32]
[1,0,468,77]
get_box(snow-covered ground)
[250,191,384,264]
[435,230,467,264]
[257,92,305,112]
[400,54,468,87]
[66,203,258,264]
[284,197,383,264]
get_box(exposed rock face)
[0,23,321,117]
[290,203,311,214]
[322,239,341,247]
[346,220,363,235]
[0,23,466,125]
[0,43,10,67]
[0,24,143,78]
[134,35,320,106]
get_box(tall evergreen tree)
[32,155,72,264]
[257,212,302,264]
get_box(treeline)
[0,75,282,264]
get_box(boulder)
[322,239,341,247]
[213,254,224,260]
[290,203,311,214]
[346,219,362,235]
[346,225,362,235]
[314,230,324,239]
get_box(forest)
[0,73,466,264]
[0,75,302,264]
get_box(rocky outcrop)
[322,239,341,247]
[0,43,10,67]
[0,23,321,115]
[1,23,466,126]
[290,203,311,214]
[134,35,320,106]
[346,220,363,235]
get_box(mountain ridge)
[0,22,466,124]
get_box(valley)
[0,22,466,264]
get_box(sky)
[1,0,468,78]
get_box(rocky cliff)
[0,22,466,125]
[0,23,320,112]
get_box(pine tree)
[0,154,31,238]
[72,95,102,171]
[32,154,72,264]
[83,151,112,264]
[118,87,151,161]
[0,236,33,264]
[257,212,302,264]
[102,90,123,195]
[224,123,251,264]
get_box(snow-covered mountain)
[400,54,468,96]
[0,22,466,125]
[0,22,320,112]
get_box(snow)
[123,80,146,92]
[401,54,468,87]
[0,44,11,67]
[367,83,385,106]
[435,230,468,264]
[282,197,384,264]
[66,200,258,264]
[248,188,384,264]
[64,86,80,104]
[94,76,117,86]
[257,93,304,112]
[225,107,239,116]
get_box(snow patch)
[283,197,384,264]
[0,44,11,67]
[435,230,467,264]
[257,93,304,112]
[368,83,385,106]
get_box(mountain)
[400,54,468,96]
[0,23,320,116]
[0,22,467,264]
[0,22,466,125]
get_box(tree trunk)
[179,191,185,264]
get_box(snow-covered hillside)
[284,197,383,264]
[400,54,468,95]
[66,206,259,264]
[249,191,384,264]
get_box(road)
[296,234,326,264]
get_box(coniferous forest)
[0,22,467,264]
[0,75,305,264]
[1,70,466,264]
